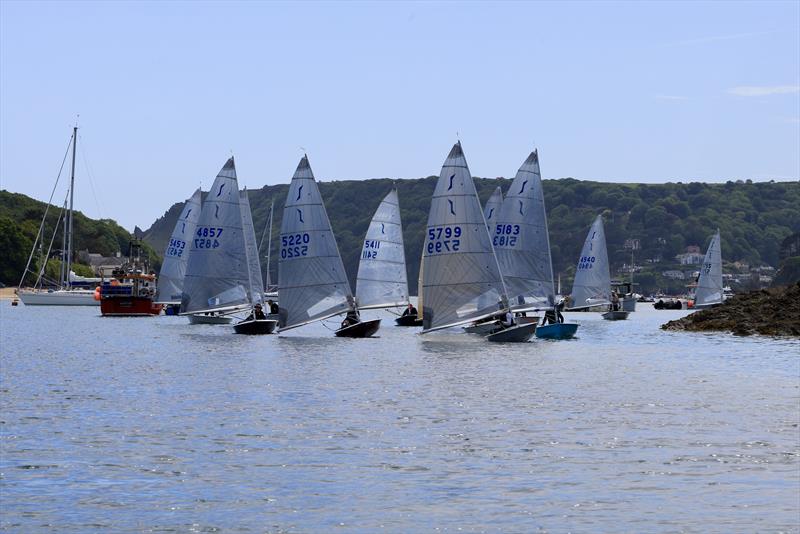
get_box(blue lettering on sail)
[448,174,455,190]
[181,222,186,234]
[487,208,494,220]
[381,223,385,234]
[519,180,528,194]
[296,185,303,201]
[185,209,192,219]
[448,199,455,215]
[214,205,219,219]
[297,209,304,223]
[216,183,225,197]
[519,200,524,216]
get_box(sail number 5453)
[281,233,310,259]
[427,226,461,254]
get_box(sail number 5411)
[427,226,461,254]
[281,233,310,259]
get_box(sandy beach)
[1,287,18,300]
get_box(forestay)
[483,186,503,230]
[156,188,202,304]
[694,229,723,307]
[180,158,251,314]
[421,142,508,332]
[569,214,611,309]
[278,155,353,330]
[239,190,264,306]
[356,188,409,309]
[493,150,555,310]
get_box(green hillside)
[0,190,159,285]
[142,177,800,295]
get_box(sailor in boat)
[341,309,360,328]
[267,299,279,315]
[501,309,516,328]
[245,303,267,321]
[543,298,566,325]
[610,290,620,311]
[401,303,418,318]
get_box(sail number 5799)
[427,226,461,254]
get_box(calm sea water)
[1,301,798,533]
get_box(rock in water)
[661,282,800,337]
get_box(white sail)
[155,188,202,304]
[239,189,264,306]
[278,155,353,330]
[180,157,251,315]
[569,215,611,309]
[421,142,508,333]
[694,229,723,308]
[355,188,409,309]
[494,150,555,310]
[483,186,503,229]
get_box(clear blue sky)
[1,0,798,231]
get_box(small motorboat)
[335,319,381,338]
[535,322,579,340]
[486,322,537,343]
[234,318,277,335]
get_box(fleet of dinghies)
[20,130,731,341]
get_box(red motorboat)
[100,240,163,317]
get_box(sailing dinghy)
[277,155,380,338]
[420,142,534,343]
[155,188,202,314]
[693,229,723,309]
[356,188,417,326]
[179,157,276,334]
[568,215,629,321]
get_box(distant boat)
[420,142,535,343]
[155,188,202,312]
[568,215,629,321]
[179,158,276,334]
[693,229,723,309]
[483,185,503,230]
[17,126,99,307]
[354,188,417,326]
[277,155,380,338]
[99,239,163,316]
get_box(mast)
[265,200,274,290]
[60,199,68,287]
[65,126,77,289]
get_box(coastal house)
[662,270,684,280]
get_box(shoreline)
[0,287,17,300]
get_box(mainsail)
[278,155,353,330]
[694,229,723,307]
[180,158,251,314]
[355,188,409,309]
[569,214,611,309]
[493,150,555,310]
[239,189,265,306]
[483,186,503,229]
[155,188,203,304]
[421,142,508,332]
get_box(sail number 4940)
[427,226,461,254]
[281,233,310,259]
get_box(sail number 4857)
[281,233,310,259]
[195,227,223,249]
[427,226,461,254]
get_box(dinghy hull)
[535,323,579,340]
[188,314,233,325]
[463,320,501,335]
[234,318,277,335]
[602,311,630,321]
[486,323,536,343]
[335,319,381,338]
[395,315,423,327]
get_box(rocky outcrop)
[661,282,800,337]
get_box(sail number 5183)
[427,226,461,254]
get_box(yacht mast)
[65,126,77,288]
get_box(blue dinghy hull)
[534,323,579,340]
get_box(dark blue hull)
[534,323,579,340]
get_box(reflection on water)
[1,302,798,532]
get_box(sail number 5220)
[281,233,310,259]
[427,226,461,254]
